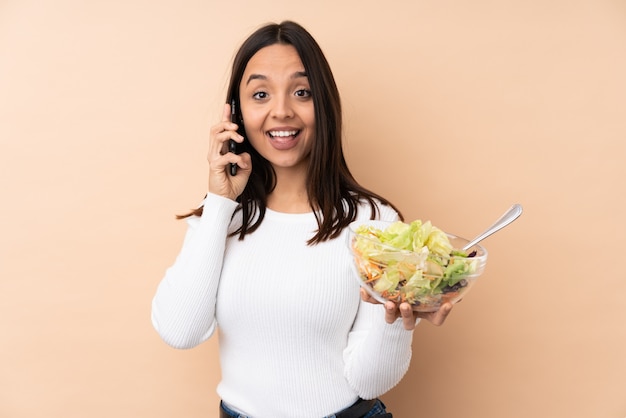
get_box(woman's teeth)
[269,130,298,138]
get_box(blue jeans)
[219,399,390,418]
[327,399,389,418]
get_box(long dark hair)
[180,21,403,244]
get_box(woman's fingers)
[360,289,414,329]
[384,301,399,324]
[209,103,245,164]
[382,302,417,330]
[399,303,417,330]
[415,302,453,326]
[359,288,379,304]
[208,128,242,161]
[221,101,231,122]
[359,289,453,330]
[206,103,250,200]
[208,103,243,160]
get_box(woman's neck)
[267,165,311,213]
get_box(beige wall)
[1,0,624,417]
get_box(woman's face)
[239,44,315,173]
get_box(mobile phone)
[229,99,238,176]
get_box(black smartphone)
[229,99,238,176]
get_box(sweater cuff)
[379,314,417,343]
[199,193,239,221]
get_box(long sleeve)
[342,203,417,399]
[151,193,238,349]
[343,301,416,399]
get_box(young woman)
[151,21,453,418]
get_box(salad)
[351,219,479,308]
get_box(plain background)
[1,0,625,417]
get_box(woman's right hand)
[207,102,252,200]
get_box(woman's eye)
[252,91,268,100]
[295,89,311,98]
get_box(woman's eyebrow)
[245,71,308,85]
[246,74,267,85]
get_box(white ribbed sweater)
[151,193,416,418]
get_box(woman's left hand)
[360,288,453,330]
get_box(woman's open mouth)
[267,129,301,150]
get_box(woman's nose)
[270,96,294,119]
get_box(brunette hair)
[180,20,403,244]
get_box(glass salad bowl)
[347,219,488,312]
